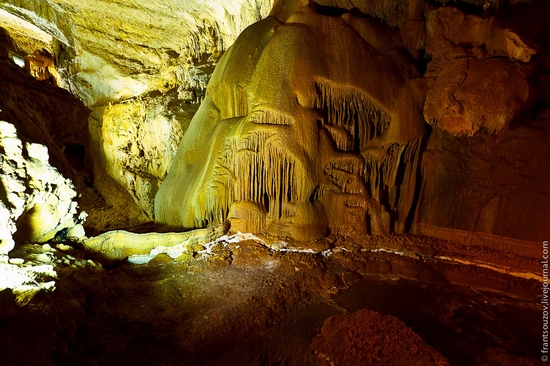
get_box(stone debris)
[311,309,449,366]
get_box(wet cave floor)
[59,234,542,366]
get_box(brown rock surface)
[416,115,550,250]
[424,58,529,136]
[56,233,541,365]
[425,7,537,74]
[310,308,449,366]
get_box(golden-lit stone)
[155,4,428,239]
[82,221,230,264]
[0,0,277,221]
[0,121,86,251]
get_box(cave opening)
[63,144,86,172]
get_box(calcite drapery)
[155,4,428,239]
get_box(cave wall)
[0,0,276,218]
[415,121,550,257]
[0,47,90,253]
[0,0,548,253]
[155,0,549,252]
[412,1,550,255]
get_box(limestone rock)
[0,8,54,65]
[0,56,90,187]
[0,120,86,252]
[399,0,428,59]
[424,58,529,136]
[0,0,277,107]
[425,7,537,75]
[155,5,428,239]
[415,116,550,246]
[0,0,277,222]
[90,92,195,217]
[0,0,482,224]
[82,221,230,264]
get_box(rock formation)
[0,1,548,365]
[422,6,535,136]
[82,221,230,264]
[0,0,277,220]
[151,1,545,252]
[155,2,428,239]
[0,120,86,254]
[424,58,530,136]
[0,0,547,252]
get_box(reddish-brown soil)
[51,234,542,366]
[310,308,448,366]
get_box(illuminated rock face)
[92,95,188,217]
[0,0,276,219]
[0,121,86,253]
[155,5,427,239]
[422,6,533,137]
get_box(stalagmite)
[82,221,230,264]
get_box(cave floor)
[55,234,541,366]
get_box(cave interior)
[0,0,548,365]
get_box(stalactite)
[229,130,308,226]
[325,156,365,177]
[208,84,249,120]
[249,109,294,126]
[315,77,391,152]
[361,135,425,231]
[314,184,338,201]
[323,124,354,151]
[324,168,364,194]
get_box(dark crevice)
[425,0,484,15]
[416,48,431,76]
[312,3,348,17]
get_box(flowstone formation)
[155,3,428,239]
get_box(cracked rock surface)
[0,120,86,253]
